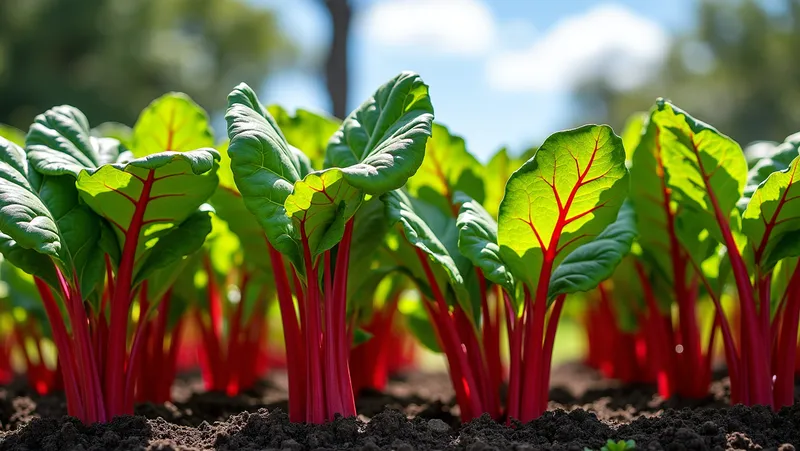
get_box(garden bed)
[1,363,798,450]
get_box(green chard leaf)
[0,137,106,295]
[383,190,469,308]
[739,133,800,210]
[268,105,340,170]
[26,105,128,177]
[654,100,747,244]
[0,124,25,147]
[629,111,710,286]
[548,201,637,300]
[133,205,214,287]
[347,196,393,304]
[225,83,312,269]
[27,100,219,294]
[284,168,364,260]
[455,192,515,293]
[743,153,800,269]
[483,148,522,219]
[497,125,630,294]
[92,122,133,149]
[209,140,271,273]
[75,150,219,288]
[406,123,485,217]
[325,72,434,195]
[132,93,215,157]
[398,294,441,353]
[620,112,647,160]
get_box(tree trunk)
[324,0,351,119]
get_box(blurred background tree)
[574,0,800,146]
[0,0,294,129]
[323,0,351,119]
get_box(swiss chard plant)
[386,124,632,423]
[627,108,719,399]
[226,71,434,423]
[458,125,632,422]
[383,123,505,421]
[0,92,219,423]
[640,99,800,408]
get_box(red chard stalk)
[0,92,219,423]
[225,72,434,423]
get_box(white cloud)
[486,4,670,93]
[357,0,496,56]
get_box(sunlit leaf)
[284,169,363,260]
[132,92,215,157]
[325,72,434,195]
[497,125,629,291]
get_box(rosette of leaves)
[0,92,219,422]
[225,71,434,423]
[640,99,800,408]
[455,124,632,423]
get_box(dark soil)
[0,363,798,450]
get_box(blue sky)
[254,0,699,161]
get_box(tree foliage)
[0,0,293,128]
[575,0,800,146]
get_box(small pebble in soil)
[428,419,451,434]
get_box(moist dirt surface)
[0,363,798,450]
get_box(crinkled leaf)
[225,83,312,269]
[0,139,61,259]
[76,150,219,276]
[406,123,485,217]
[26,105,127,177]
[325,72,434,195]
[455,192,514,293]
[284,169,363,260]
[655,100,747,244]
[0,137,105,295]
[548,201,636,300]
[383,190,469,308]
[497,125,629,291]
[209,138,271,272]
[268,105,340,170]
[132,93,215,157]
